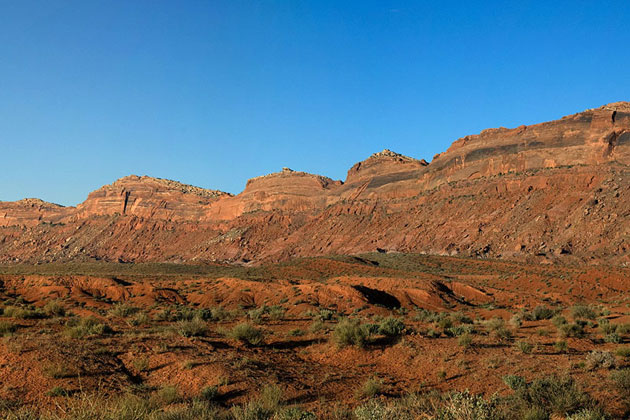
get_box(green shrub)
[316,309,336,321]
[259,384,283,411]
[2,305,45,319]
[43,363,76,379]
[571,305,597,320]
[333,318,370,348]
[585,350,616,370]
[559,323,586,338]
[426,328,441,338]
[552,315,568,328]
[128,311,150,327]
[611,369,630,396]
[176,317,208,337]
[155,385,180,405]
[565,408,608,420]
[458,333,473,349]
[438,390,497,420]
[0,321,16,336]
[516,341,534,354]
[598,318,616,334]
[209,305,232,321]
[247,305,268,323]
[65,317,112,338]
[494,327,514,343]
[268,305,286,320]
[109,303,138,317]
[377,317,405,337]
[448,324,475,336]
[510,314,523,328]
[227,323,264,346]
[554,340,568,353]
[132,357,150,372]
[43,300,66,317]
[615,346,630,358]
[604,332,621,343]
[353,400,388,420]
[309,320,325,333]
[515,376,595,417]
[287,328,305,337]
[484,317,505,331]
[356,377,383,399]
[503,375,526,390]
[531,305,555,320]
[522,406,549,420]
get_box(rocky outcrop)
[0,199,70,228]
[423,102,630,188]
[75,175,231,221]
[1,102,630,264]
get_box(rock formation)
[1,102,629,264]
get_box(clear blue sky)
[1,1,629,205]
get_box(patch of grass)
[2,305,45,319]
[227,322,264,346]
[43,300,66,317]
[155,385,180,405]
[132,357,150,372]
[530,305,556,320]
[46,386,69,397]
[0,321,17,336]
[494,327,514,343]
[559,323,586,338]
[554,340,568,353]
[615,346,630,358]
[571,305,597,320]
[503,375,526,390]
[585,350,616,370]
[309,320,325,333]
[287,328,305,337]
[109,303,139,318]
[377,316,405,337]
[356,377,383,399]
[65,316,112,338]
[333,318,370,348]
[176,317,208,337]
[43,363,76,379]
[515,341,534,354]
[552,315,568,328]
[611,369,630,397]
[268,305,286,320]
[458,333,473,349]
[127,312,150,327]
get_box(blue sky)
[1,1,629,205]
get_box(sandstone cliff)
[1,102,629,264]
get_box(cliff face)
[1,102,630,264]
[74,175,231,221]
[0,199,70,228]
[424,103,630,187]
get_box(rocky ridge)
[1,102,629,264]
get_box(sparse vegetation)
[227,322,264,346]
[333,318,371,348]
[356,377,384,399]
[585,350,616,370]
[571,305,598,320]
[0,321,16,336]
[65,317,112,338]
[176,316,208,337]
